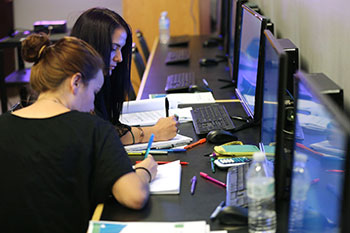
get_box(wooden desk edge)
[136,37,159,100]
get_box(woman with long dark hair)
[71,8,178,145]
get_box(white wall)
[251,0,350,108]
[14,0,123,29]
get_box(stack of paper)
[150,160,181,195]
[124,134,192,151]
[87,220,211,233]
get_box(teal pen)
[144,134,155,159]
[210,157,216,173]
[156,148,187,153]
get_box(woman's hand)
[152,115,178,141]
[134,155,158,181]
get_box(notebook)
[124,134,193,151]
[150,160,181,195]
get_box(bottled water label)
[247,177,275,199]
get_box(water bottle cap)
[253,152,266,162]
[161,11,168,17]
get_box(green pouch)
[214,144,260,157]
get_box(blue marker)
[144,133,155,159]
[156,148,187,153]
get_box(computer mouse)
[203,39,219,47]
[216,205,248,226]
[199,58,218,67]
[206,129,238,144]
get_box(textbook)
[87,220,209,233]
[124,133,193,151]
[120,97,192,126]
[150,160,181,195]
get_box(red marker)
[136,161,189,165]
[184,138,207,150]
[200,172,226,188]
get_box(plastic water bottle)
[159,11,170,44]
[288,152,310,232]
[246,152,276,233]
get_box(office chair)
[136,30,150,61]
[0,48,30,113]
[132,43,146,80]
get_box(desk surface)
[102,35,259,232]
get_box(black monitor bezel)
[227,0,246,83]
[234,4,267,123]
[261,29,291,233]
[289,70,350,233]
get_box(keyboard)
[226,162,251,207]
[190,104,236,135]
[165,72,195,93]
[168,35,189,47]
[165,49,190,64]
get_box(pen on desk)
[210,157,216,173]
[165,97,169,117]
[144,134,154,159]
[210,201,225,220]
[184,138,207,150]
[136,161,189,165]
[155,148,187,153]
[128,150,168,156]
[200,172,226,188]
[191,176,197,195]
[202,78,213,92]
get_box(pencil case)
[214,141,259,157]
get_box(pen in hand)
[144,134,155,159]
[165,97,169,117]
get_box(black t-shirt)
[0,111,133,233]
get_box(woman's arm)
[111,155,157,209]
[120,116,178,145]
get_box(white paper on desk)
[120,107,193,126]
[166,92,215,105]
[150,160,181,194]
[88,220,208,233]
[310,140,346,158]
[124,133,193,151]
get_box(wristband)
[134,167,152,183]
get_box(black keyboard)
[165,72,195,93]
[168,35,189,47]
[191,104,235,135]
[165,49,190,64]
[226,162,250,207]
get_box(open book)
[150,160,181,194]
[120,97,192,126]
[124,133,193,151]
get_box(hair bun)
[21,33,51,63]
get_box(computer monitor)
[285,70,350,232]
[258,30,291,232]
[235,4,267,122]
[228,0,246,83]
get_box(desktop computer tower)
[277,39,299,96]
[307,72,344,109]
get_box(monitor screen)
[287,71,350,232]
[235,4,267,120]
[228,0,246,82]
